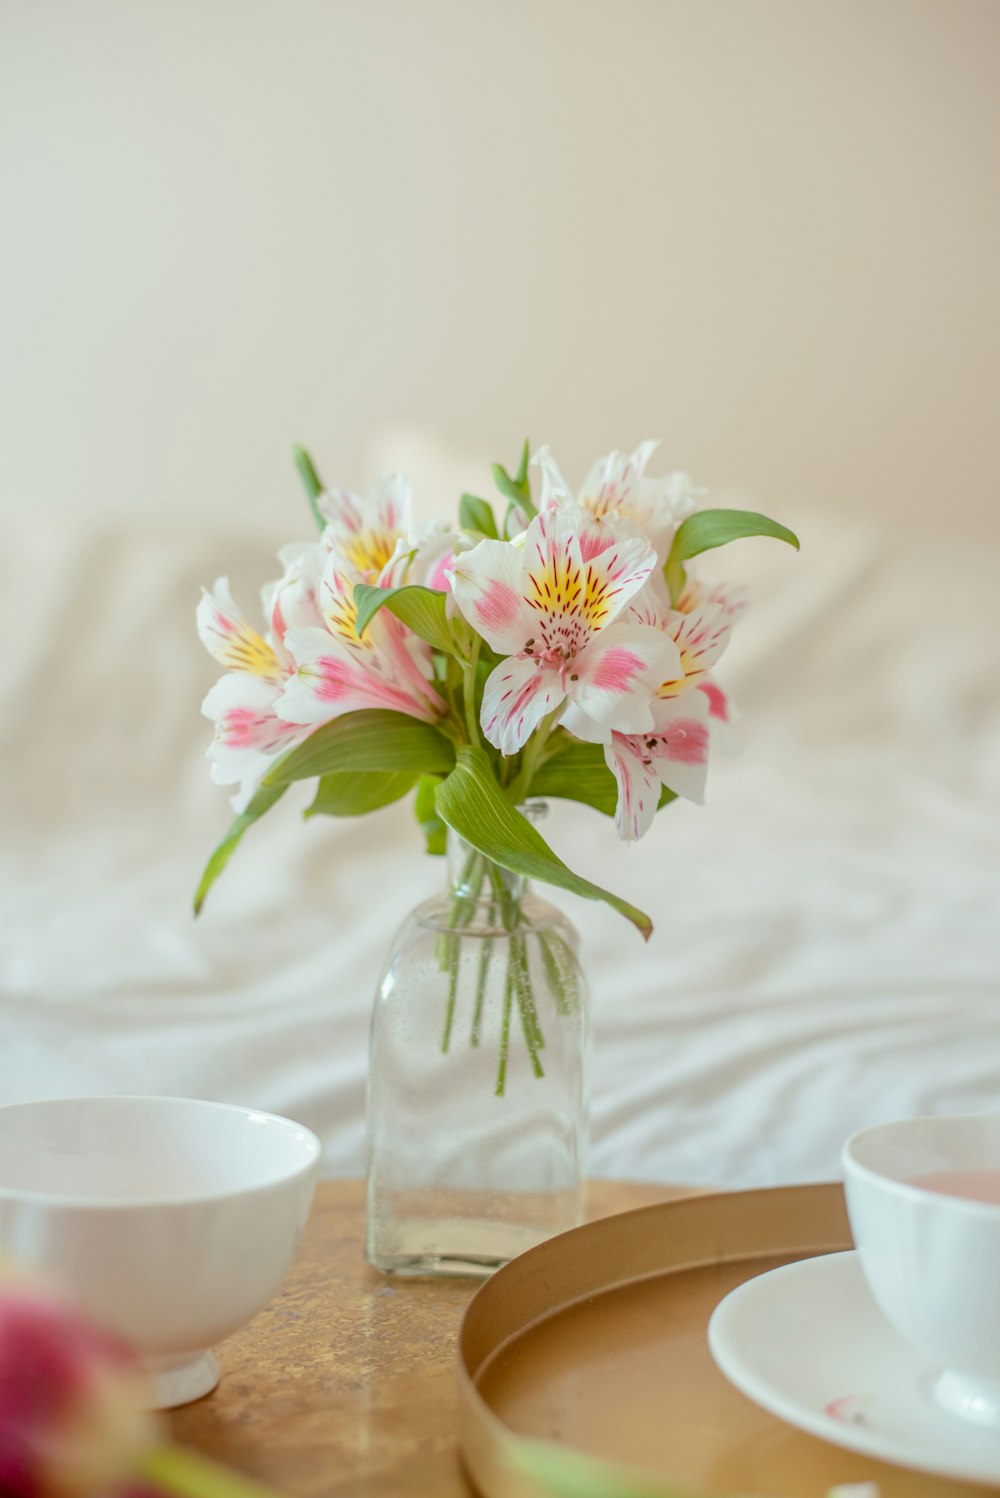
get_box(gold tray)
[458,1184,994,1498]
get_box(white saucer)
[708,1250,1000,1486]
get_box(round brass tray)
[458,1183,995,1498]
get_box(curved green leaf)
[531,739,676,818]
[305,769,417,819]
[664,508,800,605]
[353,583,455,653]
[458,493,499,539]
[435,746,652,940]
[264,709,455,786]
[194,782,287,915]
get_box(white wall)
[2,0,998,532]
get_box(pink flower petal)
[571,623,681,732]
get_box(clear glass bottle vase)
[365,804,589,1277]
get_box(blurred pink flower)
[0,1283,155,1498]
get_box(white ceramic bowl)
[0,1096,321,1408]
[842,1113,1000,1429]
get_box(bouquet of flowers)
[195,439,797,945]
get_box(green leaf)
[491,461,524,505]
[264,710,455,786]
[305,769,417,818]
[414,774,447,855]
[531,739,676,818]
[458,493,499,539]
[292,443,326,534]
[529,741,619,816]
[353,583,455,653]
[492,438,538,524]
[435,746,652,939]
[193,782,287,916]
[664,508,800,605]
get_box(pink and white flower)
[605,690,713,841]
[318,474,412,581]
[277,552,447,726]
[449,504,682,755]
[564,583,739,837]
[534,443,705,561]
[197,577,311,810]
[381,519,466,600]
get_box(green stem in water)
[441,849,485,1052]
[512,934,545,1078]
[495,959,513,1096]
[538,930,577,1017]
[487,865,545,1082]
[470,930,493,1048]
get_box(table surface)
[169,1177,680,1497]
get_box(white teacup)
[842,1113,1000,1429]
[0,1096,321,1407]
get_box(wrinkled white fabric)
[0,513,997,1187]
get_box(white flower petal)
[448,539,535,654]
[196,578,284,683]
[278,626,442,725]
[560,704,612,745]
[570,623,681,732]
[658,604,733,694]
[481,655,564,756]
[604,735,662,843]
[532,445,573,510]
[646,692,712,803]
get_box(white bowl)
[842,1113,1000,1429]
[0,1096,321,1407]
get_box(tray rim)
[457,1181,852,1498]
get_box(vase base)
[368,1250,507,1280]
[366,1207,571,1279]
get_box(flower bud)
[0,1283,157,1497]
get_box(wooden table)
[170,1178,683,1497]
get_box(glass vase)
[365,804,589,1277]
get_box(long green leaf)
[193,782,287,915]
[264,710,455,786]
[305,769,417,818]
[291,443,326,534]
[414,774,447,854]
[664,508,799,605]
[435,746,652,939]
[353,583,455,653]
[459,493,499,539]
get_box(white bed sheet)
[1,513,997,1187]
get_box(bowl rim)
[0,1094,322,1210]
[842,1112,1000,1220]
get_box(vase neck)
[446,831,526,904]
[445,802,547,907]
